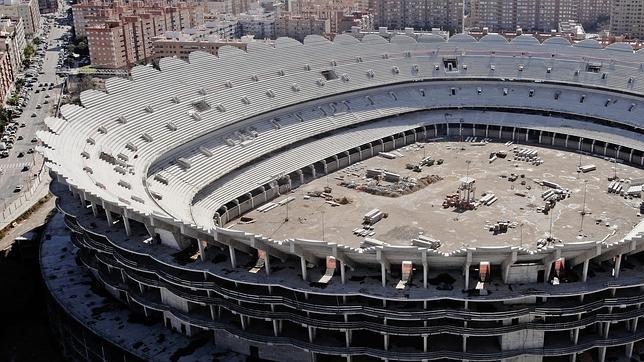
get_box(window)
[320,69,337,81]
[442,57,458,72]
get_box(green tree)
[23,43,35,59]
[32,36,42,45]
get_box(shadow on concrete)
[0,225,63,362]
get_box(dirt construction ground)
[229,141,644,251]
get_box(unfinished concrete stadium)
[39,33,644,361]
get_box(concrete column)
[383,334,389,350]
[591,140,595,153]
[603,322,610,338]
[512,127,516,141]
[498,126,502,139]
[551,133,556,146]
[197,239,205,261]
[485,124,489,138]
[229,245,236,268]
[625,342,634,358]
[525,129,529,143]
[345,330,351,347]
[603,143,608,156]
[273,320,279,336]
[264,251,271,276]
[573,328,579,344]
[322,160,328,174]
[582,259,590,282]
[300,256,307,281]
[538,130,543,144]
[240,315,246,330]
[380,261,386,287]
[614,254,622,278]
[598,346,606,362]
[462,335,467,352]
[340,261,346,284]
[308,326,315,343]
[122,215,131,236]
[90,202,98,217]
[423,262,428,289]
[105,209,114,226]
[298,169,304,184]
[565,135,569,148]
[464,264,470,290]
[632,317,639,332]
[334,155,340,169]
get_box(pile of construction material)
[353,226,376,237]
[411,234,441,249]
[361,237,390,247]
[366,168,401,182]
[513,147,543,165]
[306,188,352,206]
[606,178,643,198]
[487,220,517,234]
[379,150,404,159]
[489,151,507,163]
[478,193,498,206]
[406,157,444,172]
[255,196,295,213]
[537,237,562,249]
[464,137,492,145]
[341,174,442,198]
[539,187,570,213]
[364,208,387,225]
[578,164,596,173]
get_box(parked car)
[14,184,23,192]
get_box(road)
[0,16,71,210]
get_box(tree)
[32,36,42,45]
[23,43,35,59]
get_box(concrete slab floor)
[228,141,643,251]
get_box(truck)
[0,141,6,150]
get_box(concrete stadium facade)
[40,33,644,361]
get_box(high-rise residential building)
[0,16,25,76]
[372,0,463,33]
[79,1,205,68]
[0,0,41,35]
[223,0,251,15]
[73,1,204,38]
[274,15,330,41]
[0,50,13,101]
[37,0,59,14]
[470,0,609,32]
[610,0,644,39]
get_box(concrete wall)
[505,264,542,284]
[160,287,189,312]
[501,329,545,350]
[157,228,181,249]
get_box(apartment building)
[79,1,205,68]
[470,0,608,32]
[610,0,644,39]
[151,34,252,61]
[37,0,59,14]
[0,51,13,101]
[0,16,25,76]
[73,1,204,37]
[372,0,463,33]
[1,0,41,35]
[274,15,330,41]
[223,0,251,16]
[237,13,274,39]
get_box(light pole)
[580,180,588,232]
